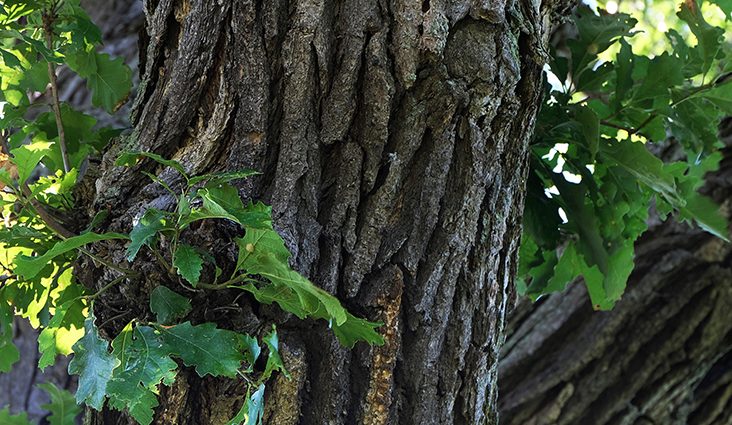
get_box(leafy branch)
[519,1,732,309]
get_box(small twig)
[197,274,253,290]
[42,6,70,174]
[79,248,140,277]
[150,246,172,273]
[19,184,75,238]
[599,120,635,133]
[98,311,133,329]
[84,274,130,300]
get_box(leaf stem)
[197,274,254,290]
[150,246,172,273]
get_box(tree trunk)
[75,1,567,424]
[498,134,732,425]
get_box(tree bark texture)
[499,130,732,425]
[74,0,568,424]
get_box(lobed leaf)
[68,310,120,410]
[156,322,245,377]
[149,286,192,324]
[173,244,203,286]
[38,382,82,425]
[14,232,129,280]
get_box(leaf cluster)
[520,1,732,309]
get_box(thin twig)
[599,120,634,133]
[196,274,253,290]
[20,185,75,238]
[85,274,130,300]
[79,248,140,277]
[42,6,70,173]
[150,246,172,273]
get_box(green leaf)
[185,184,272,230]
[544,243,583,295]
[599,140,679,205]
[173,244,203,286]
[569,5,637,76]
[331,312,385,348]
[127,209,168,261]
[68,310,120,410]
[149,286,192,324]
[677,0,724,74]
[235,227,383,347]
[239,334,261,372]
[10,139,53,184]
[108,390,158,425]
[14,232,129,280]
[0,294,20,373]
[0,408,32,425]
[226,384,265,425]
[38,382,82,425]
[0,48,21,68]
[107,324,178,425]
[157,322,245,377]
[236,229,345,325]
[710,0,732,17]
[613,38,634,111]
[679,193,729,241]
[262,326,287,379]
[38,291,86,369]
[116,151,188,178]
[574,105,599,159]
[633,53,684,102]
[698,81,732,114]
[66,48,132,113]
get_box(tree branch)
[42,6,70,174]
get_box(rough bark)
[71,0,568,424]
[498,132,732,425]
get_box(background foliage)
[519,0,732,310]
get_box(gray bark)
[77,0,567,424]
[499,133,732,425]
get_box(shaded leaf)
[116,151,187,178]
[149,286,192,324]
[39,382,81,425]
[107,324,178,425]
[157,322,245,377]
[127,209,168,261]
[68,310,120,410]
[173,244,203,286]
[0,408,32,425]
[226,384,265,425]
